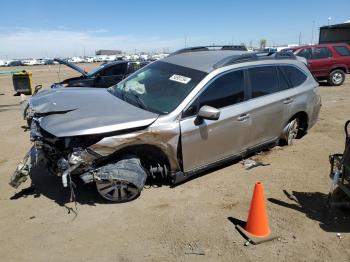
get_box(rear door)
[244,65,286,149]
[180,69,251,172]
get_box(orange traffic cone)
[236,182,277,244]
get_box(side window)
[280,66,307,87]
[198,70,245,109]
[101,63,126,76]
[277,67,290,91]
[182,70,245,118]
[127,62,143,74]
[311,47,332,59]
[297,48,312,59]
[334,46,350,56]
[249,66,278,98]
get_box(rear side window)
[127,62,144,74]
[297,48,312,59]
[334,46,350,56]
[311,47,332,59]
[198,70,245,109]
[280,66,307,87]
[248,66,278,98]
[277,67,290,91]
[101,63,126,76]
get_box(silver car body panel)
[89,119,181,171]
[30,88,158,137]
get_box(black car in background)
[54,59,150,88]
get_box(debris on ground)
[184,242,205,255]
[241,159,270,170]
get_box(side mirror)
[197,105,220,121]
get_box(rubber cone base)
[235,224,278,245]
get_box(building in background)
[319,21,350,45]
[95,50,122,56]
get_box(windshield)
[108,61,207,114]
[87,63,106,76]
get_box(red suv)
[286,43,350,86]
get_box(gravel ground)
[0,63,349,262]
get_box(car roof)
[292,43,349,50]
[162,50,249,73]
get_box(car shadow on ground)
[10,165,110,207]
[268,190,350,233]
[9,146,275,207]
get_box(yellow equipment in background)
[12,71,33,95]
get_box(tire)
[328,69,345,86]
[95,157,147,203]
[282,118,300,146]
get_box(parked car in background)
[13,46,321,202]
[6,60,23,67]
[285,43,350,86]
[53,59,150,88]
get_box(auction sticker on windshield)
[169,74,191,84]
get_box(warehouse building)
[319,21,350,45]
[95,50,122,56]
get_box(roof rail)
[213,51,297,69]
[169,45,247,56]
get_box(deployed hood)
[54,58,88,77]
[30,88,159,137]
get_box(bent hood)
[30,88,159,137]
[54,58,88,77]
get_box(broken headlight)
[68,148,101,165]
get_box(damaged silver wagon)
[11,46,321,202]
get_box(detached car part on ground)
[53,58,150,88]
[11,46,322,203]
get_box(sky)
[0,0,349,59]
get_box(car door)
[97,63,127,87]
[244,65,285,149]
[308,47,333,77]
[180,69,251,172]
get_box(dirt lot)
[0,63,349,262]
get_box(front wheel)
[328,69,345,86]
[95,157,147,202]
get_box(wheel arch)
[100,144,174,172]
[330,66,348,74]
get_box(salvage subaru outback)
[10,46,321,202]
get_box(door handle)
[237,113,250,121]
[283,97,294,104]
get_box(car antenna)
[57,62,61,83]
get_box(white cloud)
[0,29,206,59]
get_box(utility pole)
[311,20,315,45]
[298,32,302,46]
[184,35,187,48]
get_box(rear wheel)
[282,118,299,146]
[328,69,345,86]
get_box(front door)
[180,69,251,172]
[308,47,333,78]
